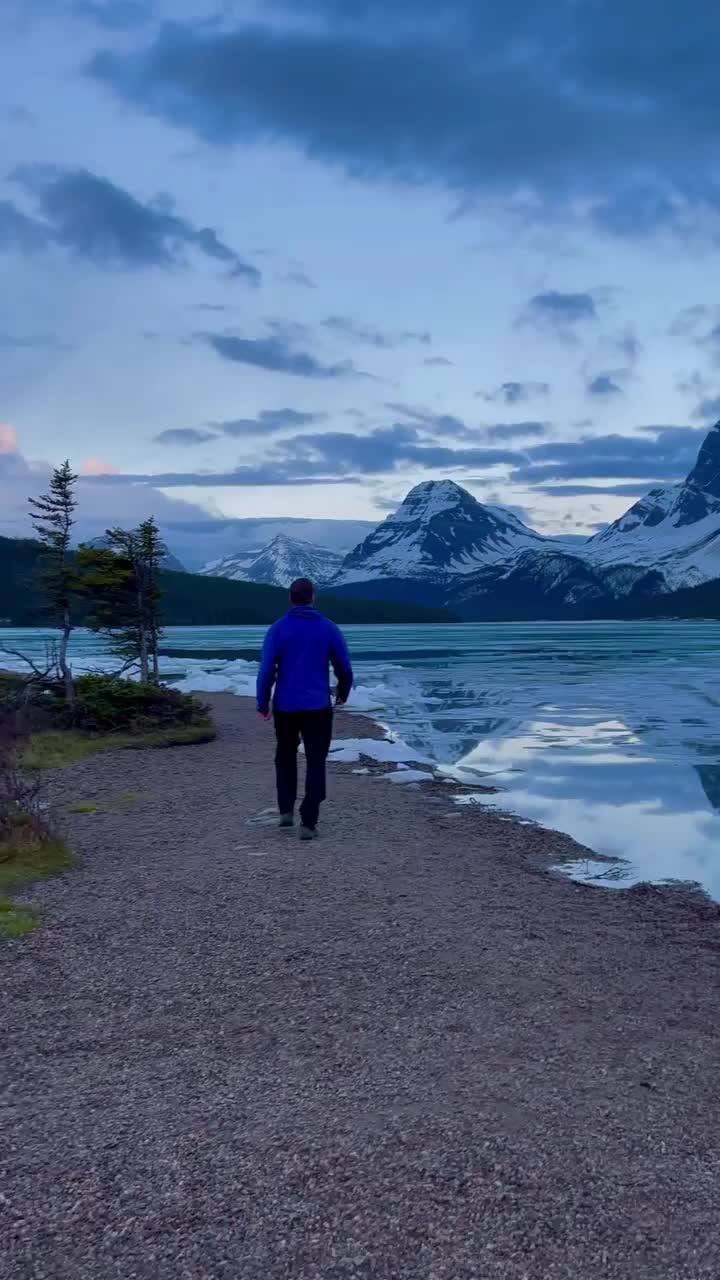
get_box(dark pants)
[274,708,334,829]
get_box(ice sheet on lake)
[173,659,256,698]
[328,738,433,765]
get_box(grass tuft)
[22,722,216,770]
[0,898,42,939]
[0,827,78,896]
[116,792,141,808]
[67,792,142,815]
[0,819,76,942]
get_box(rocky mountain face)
[449,551,664,620]
[338,480,547,584]
[330,424,720,618]
[201,534,344,589]
[582,421,720,589]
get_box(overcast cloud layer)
[2,0,720,558]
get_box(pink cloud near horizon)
[81,457,119,476]
[0,423,19,454]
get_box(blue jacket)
[256,607,354,714]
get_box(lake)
[3,620,720,899]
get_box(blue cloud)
[384,403,479,441]
[87,6,720,234]
[210,409,326,435]
[669,304,714,337]
[153,428,219,446]
[485,422,548,442]
[0,331,71,351]
[74,0,152,29]
[523,292,597,337]
[0,200,48,253]
[88,423,522,486]
[83,421,711,491]
[3,105,36,126]
[0,166,259,281]
[197,331,361,379]
[536,482,660,498]
[587,373,623,397]
[284,270,317,288]
[478,380,551,404]
[692,396,720,422]
[699,323,720,364]
[323,316,430,348]
[613,331,643,365]
[87,464,359,488]
[511,426,707,484]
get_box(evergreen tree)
[77,519,166,684]
[76,533,144,677]
[28,461,78,704]
[137,517,165,683]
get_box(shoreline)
[4,693,720,1277]
[323,699,710,904]
[3,620,720,904]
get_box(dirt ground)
[2,693,720,1279]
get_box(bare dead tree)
[0,647,58,690]
[0,683,46,846]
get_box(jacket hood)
[288,606,321,620]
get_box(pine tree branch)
[0,647,58,682]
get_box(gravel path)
[3,694,720,1279]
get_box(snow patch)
[328,737,433,765]
[387,767,435,783]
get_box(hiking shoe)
[299,825,318,841]
[278,813,294,829]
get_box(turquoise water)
[3,621,720,897]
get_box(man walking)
[256,577,354,840]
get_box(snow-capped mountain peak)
[388,479,478,525]
[584,420,720,589]
[676,419,720,517]
[201,534,343,588]
[336,479,547,584]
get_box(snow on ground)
[328,738,433,765]
[173,659,257,699]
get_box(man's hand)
[257,708,271,722]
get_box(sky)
[2,0,720,563]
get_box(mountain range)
[200,422,720,619]
[200,534,343,589]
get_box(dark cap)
[290,577,315,605]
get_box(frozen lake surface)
[4,620,720,899]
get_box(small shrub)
[45,675,210,735]
[0,674,24,707]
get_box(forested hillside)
[0,535,455,627]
